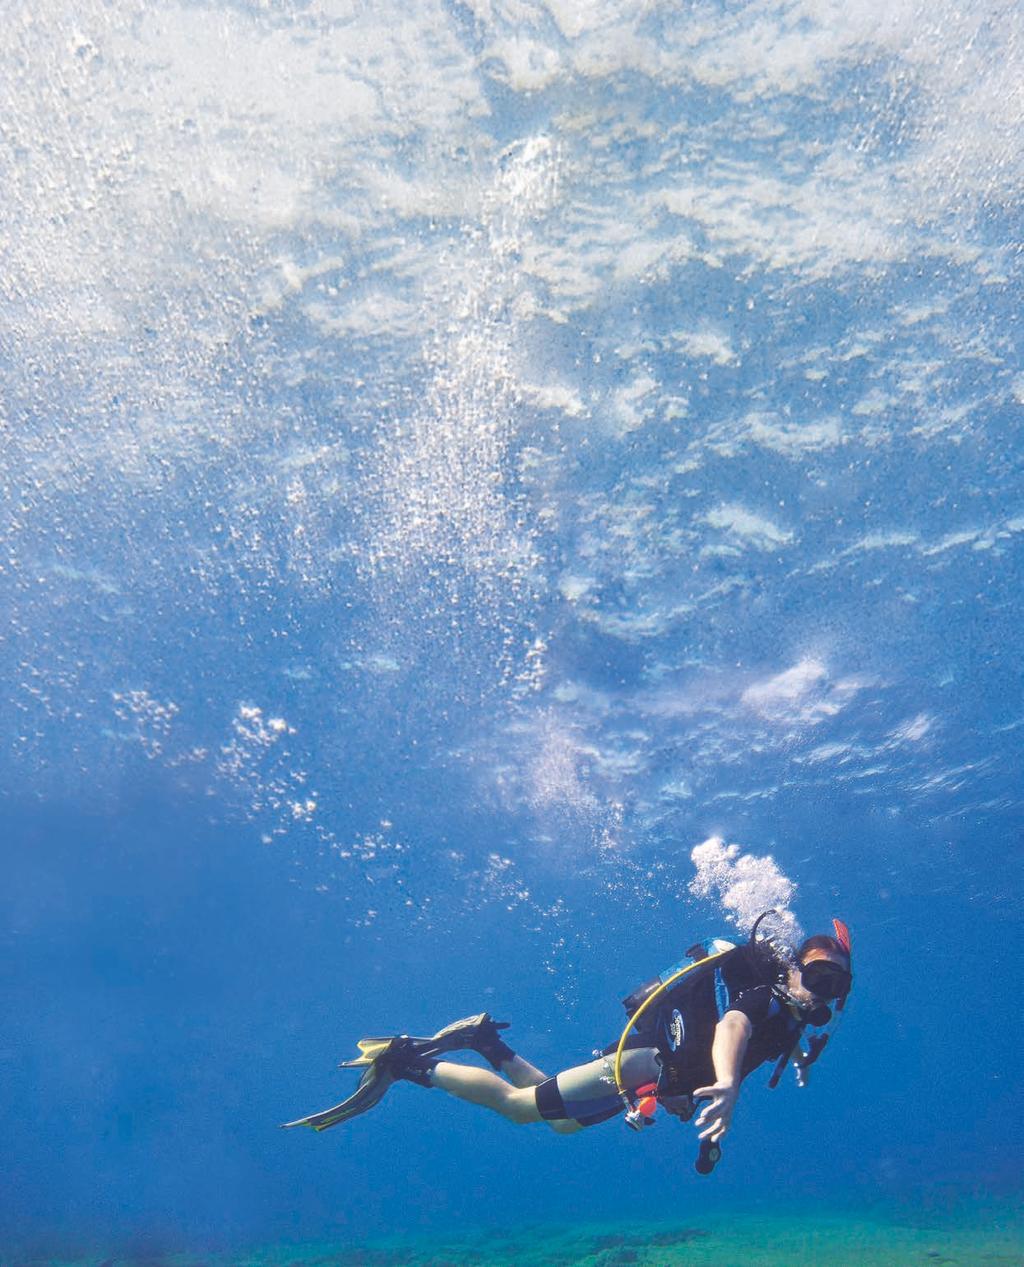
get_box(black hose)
[749,909,777,942]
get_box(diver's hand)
[692,1082,738,1142]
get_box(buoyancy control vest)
[611,914,852,1168]
[621,937,795,1093]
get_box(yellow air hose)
[612,947,736,1110]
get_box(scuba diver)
[283,914,853,1174]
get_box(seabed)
[9,1207,1023,1267]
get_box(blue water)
[2,1,1022,1261]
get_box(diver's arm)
[693,1009,752,1142]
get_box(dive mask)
[800,960,851,1001]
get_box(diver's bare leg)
[430,1061,544,1123]
[497,1053,548,1087]
[431,1048,573,1130]
[429,1049,658,1135]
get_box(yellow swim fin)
[339,1038,395,1068]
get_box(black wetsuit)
[655,942,803,1096]
[535,942,805,1128]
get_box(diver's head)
[798,921,852,1005]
